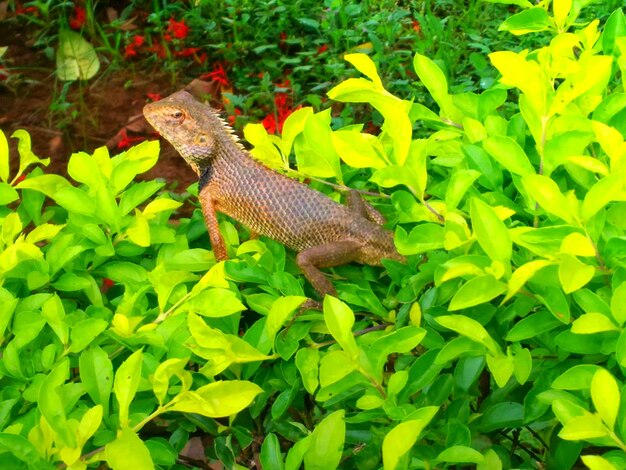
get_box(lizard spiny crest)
[143,90,244,174]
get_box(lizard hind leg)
[347,190,386,225]
[296,240,363,298]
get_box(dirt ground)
[0,20,198,190]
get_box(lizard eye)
[171,111,183,119]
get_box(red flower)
[227,108,242,125]
[124,35,145,58]
[412,20,421,33]
[174,47,200,57]
[117,129,146,149]
[274,93,288,110]
[279,32,287,42]
[101,277,115,292]
[69,6,86,30]
[16,5,38,14]
[148,42,167,59]
[262,114,277,134]
[167,17,189,40]
[146,93,162,102]
[197,52,208,64]
[317,44,328,55]
[201,63,230,88]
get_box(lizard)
[143,90,405,297]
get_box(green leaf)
[437,446,484,464]
[611,283,626,326]
[152,358,192,406]
[0,182,18,205]
[11,130,51,178]
[486,352,515,388]
[285,436,312,470]
[56,30,100,81]
[260,433,284,470]
[183,288,247,318]
[69,318,108,353]
[477,449,503,470]
[323,296,358,356]
[245,123,285,171]
[383,411,438,470]
[294,109,342,182]
[67,151,102,190]
[482,136,535,176]
[80,346,113,417]
[506,310,562,341]
[295,348,319,394]
[259,296,307,353]
[582,173,623,222]
[303,410,345,470]
[478,402,523,432]
[435,315,500,356]
[558,255,595,294]
[445,170,481,210]
[523,174,578,225]
[413,53,457,121]
[331,130,388,169]
[394,224,444,255]
[559,414,609,440]
[449,275,507,310]
[499,7,552,35]
[38,358,75,447]
[344,53,383,88]
[0,129,8,183]
[582,455,618,470]
[602,9,626,56]
[105,427,154,470]
[114,349,143,427]
[503,260,553,303]
[591,369,620,430]
[168,380,262,417]
[571,313,619,334]
[0,433,45,465]
[470,197,512,267]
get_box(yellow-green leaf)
[559,413,608,440]
[571,313,619,334]
[104,427,154,470]
[591,369,620,430]
[449,275,507,310]
[581,455,618,470]
[383,419,429,470]
[470,198,512,266]
[503,260,553,303]
[523,174,578,225]
[558,254,594,294]
[113,349,143,427]
[56,30,100,81]
[435,315,500,356]
[323,296,358,356]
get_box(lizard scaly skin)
[143,90,404,296]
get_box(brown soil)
[0,20,197,190]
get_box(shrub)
[1,1,626,469]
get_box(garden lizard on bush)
[143,90,404,296]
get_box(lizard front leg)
[347,190,386,225]
[296,240,362,297]
[199,186,229,261]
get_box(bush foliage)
[2,1,626,469]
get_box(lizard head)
[143,90,229,174]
